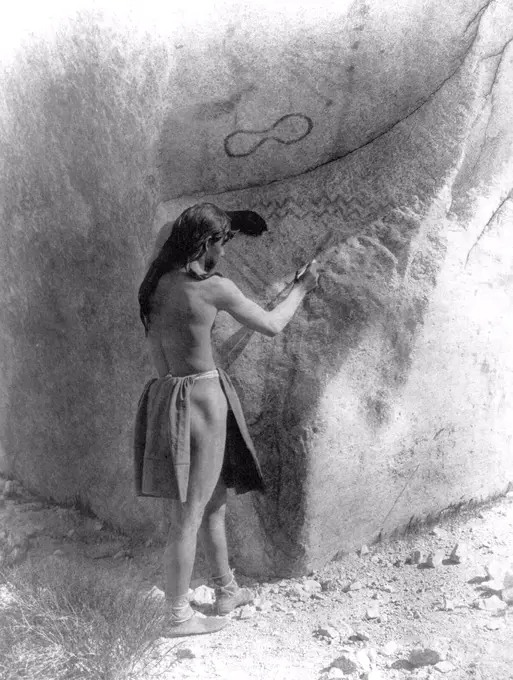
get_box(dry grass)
[0,555,174,680]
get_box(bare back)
[145,260,315,378]
[147,271,220,377]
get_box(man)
[134,203,319,636]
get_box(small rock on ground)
[331,654,359,674]
[190,585,215,606]
[431,527,450,538]
[501,587,513,605]
[303,579,322,594]
[366,605,381,620]
[426,550,445,568]
[504,568,513,588]
[363,671,384,680]
[409,648,442,667]
[474,595,507,611]
[176,648,196,659]
[314,625,339,640]
[485,561,505,581]
[435,660,456,674]
[449,542,468,563]
[239,605,255,619]
[382,641,400,656]
[355,649,372,672]
[410,550,425,565]
[326,668,345,679]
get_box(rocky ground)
[1,478,512,680]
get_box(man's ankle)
[169,594,194,624]
[212,571,234,588]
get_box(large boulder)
[0,0,512,575]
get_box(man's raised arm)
[214,262,319,337]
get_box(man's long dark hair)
[138,203,231,334]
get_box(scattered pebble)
[426,550,445,568]
[190,585,215,606]
[382,641,400,656]
[327,620,353,640]
[331,654,358,674]
[355,649,372,672]
[315,625,339,641]
[441,597,455,611]
[93,521,104,531]
[147,586,165,601]
[504,568,513,589]
[485,561,504,581]
[303,579,322,594]
[434,660,456,674]
[409,648,442,667]
[239,605,255,620]
[449,542,468,564]
[363,671,383,680]
[474,595,507,612]
[431,527,449,538]
[52,549,65,557]
[176,648,196,659]
[351,630,371,642]
[366,648,378,664]
[482,579,504,594]
[485,621,502,630]
[349,580,364,591]
[501,587,513,605]
[366,605,381,620]
[409,550,425,565]
[287,583,310,600]
[321,579,339,592]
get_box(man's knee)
[166,502,205,539]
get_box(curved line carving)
[224,113,313,157]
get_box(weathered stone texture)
[0,1,512,575]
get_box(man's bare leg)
[198,480,254,615]
[162,376,229,636]
[198,481,230,579]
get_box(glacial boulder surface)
[0,0,512,575]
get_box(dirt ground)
[1,478,512,680]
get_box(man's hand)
[295,259,320,292]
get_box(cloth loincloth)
[134,368,266,502]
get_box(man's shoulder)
[208,275,242,307]
[209,273,235,289]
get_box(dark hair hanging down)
[138,203,231,334]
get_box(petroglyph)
[224,114,313,157]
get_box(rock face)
[1,1,513,576]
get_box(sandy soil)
[1,479,512,680]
